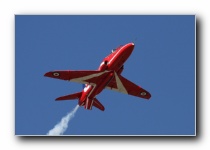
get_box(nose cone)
[123,42,135,56]
[128,42,135,47]
[130,42,135,46]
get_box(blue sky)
[15,15,195,135]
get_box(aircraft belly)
[88,72,114,98]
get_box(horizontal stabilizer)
[93,98,105,111]
[56,92,82,101]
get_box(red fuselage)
[79,43,135,108]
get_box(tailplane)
[93,98,105,111]
[83,97,105,111]
[56,92,82,100]
[55,92,105,111]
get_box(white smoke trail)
[47,105,79,135]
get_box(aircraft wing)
[106,72,151,99]
[44,70,110,85]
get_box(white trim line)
[114,72,128,94]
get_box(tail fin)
[56,92,82,101]
[93,98,105,111]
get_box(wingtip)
[55,97,60,101]
[44,72,50,77]
[146,93,151,100]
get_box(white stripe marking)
[70,71,109,84]
[114,72,128,94]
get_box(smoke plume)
[47,105,79,135]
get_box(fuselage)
[79,43,135,106]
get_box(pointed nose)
[128,42,135,49]
[130,42,135,46]
[124,42,135,55]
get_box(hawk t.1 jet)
[44,43,151,111]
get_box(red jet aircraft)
[44,43,151,111]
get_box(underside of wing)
[44,70,110,85]
[106,72,151,99]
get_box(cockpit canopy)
[111,45,123,53]
[111,49,116,53]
